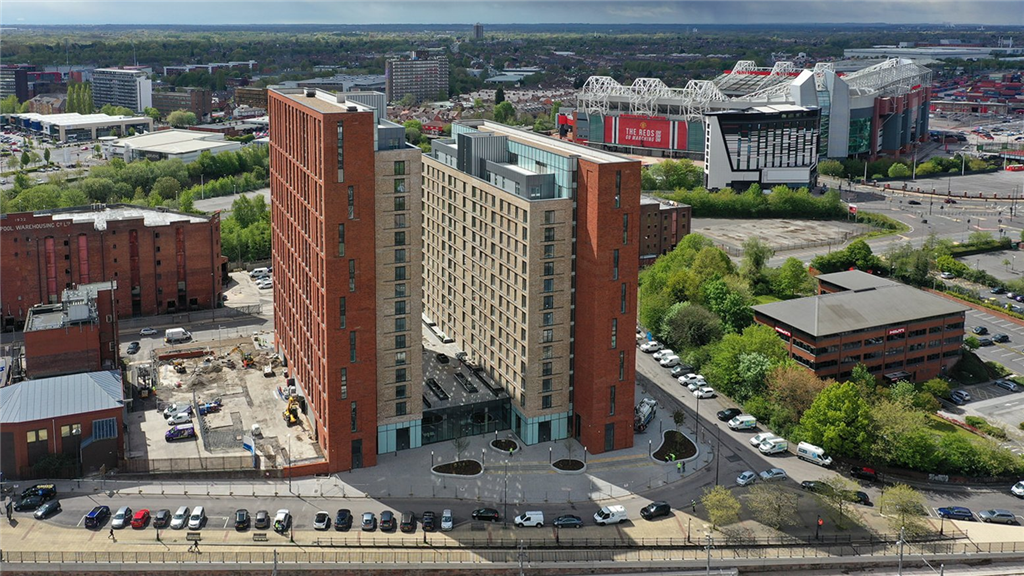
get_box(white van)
[594,505,628,526]
[749,432,777,447]
[797,442,833,467]
[249,267,269,279]
[728,415,757,431]
[164,328,192,344]
[514,511,545,527]
[759,438,788,455]
[659,355,680,368]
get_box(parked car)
[313,511,331,531]
[759,468,788,482]
[167,412,193,425]
[421,510,437,532]
[950,389,971,405]
[33,500,61,519]
[254,510,271,530]
[993,334,1010,343]
[978,509,1018,524]
[639,341,663,353]
[153,509,171,528]
[362,512,377,531]
[995,379,1019,392]
[801,480,828,494]
[400,511,417,533]
[1011,481,1024,498]
[938,506,975,521]
[737,471,757,486]
[991,287,1006,294]
[972,326,988,335]
[849,491,872,506]
[640,501,671,521]
[750,432,778,447]
[652,349,674,361]
[471,508,500,522]
[514,511,545,527]
[553,514,583,528]
[170,506,190,530]
[14,494,48,511]
[111,506,132,529]
[716,408,742,421]
[84,505,111,529]
[850,466,879,482]
[940,271,956,279]
[908,200,921,205]
[658,355,680,368]
[693,386,716,399]
[140,327,158,336]
[126,341,140,355]
[440,509,454,532]
[224,509,246,531]
[335,509,353,531]
[436,353,450,364]
[979,338,994,347]
[274,510,292,533]
[188,506,206,530]
[380,511,396,531]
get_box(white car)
[737,471,757,486]
[440,509,454,531]
[687,380,706,392]
[1012,481,1024,498]
[659,355,680,368]
[652,349,673,361]
[170,506,189,529]
[274,509,292,533]
[167,412,192,426]
[759,468,788,482]
[693,386,716,399]
[750,432,778,447]
[140,327,158,336]
[313,511,331,530]
[188,506,206,530]
[640,341,663,353]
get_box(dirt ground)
[693,218,866,254]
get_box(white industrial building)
[103,129,241,163]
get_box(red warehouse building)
[1,205,227,329]
[23,281,120,379]
[0,370,125,480]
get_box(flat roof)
[471,120,636,165]
[754,284,969,338]
[43,204,209,231]
[0,370,123,424]
[13,112,151,128]
[113,129,238,155]
[816,270,897,291]
[269,87,376,115]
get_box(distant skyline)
[1,1,1022,27]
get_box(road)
[193,187,270,215]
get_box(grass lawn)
[926,415,977,440]
[753,295,782,305]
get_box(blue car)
[84,505,111,529]
[937,506,974,521]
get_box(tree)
[178,190,196,214]
[402,119,423,132]
[533,116,554,133]
[494,85,505,105]
[741,237,774,294]
[658,302,723,351]
[702,279,752,334]
[767,364,829,420]
[963,335,981,350]
[818,475,858,528]
[399,93,415,107]
[888,163,911,179]
[451,436,470,462]
[166,110,197,128]
[20,151,30,169]
[702,485,741,529]
[746,484,797,529]
[819,159,844,178]
[672,409,686,430]
[232,193,267,229]
[43,148,51,165]
[0,94,19,114]
[405,127,422,144]
[143,107,161,120]
[772,257,814,298]
[877,484,927,536]
[797,381,874,458]
[703,324,787,401]
[493,101,515,124]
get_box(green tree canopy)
[493,101,515,124]
[797,381,874,458]
[167,110,198,127]
[657,302,723,351]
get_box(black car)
[421,510,437,532]
[972,326,988,335]
[84,505,111,529]
[33,500,61,519]
[716,408,742,422]
[254,509,271,530]
[20,484,56,500]
[153,509,171,528]
[800,481,834,496]
[640,501,671,520]
[471,508,500,522]
[979,338,994,347]
[553,514,583,529]
[850,466,878,482]
[908,200,921,205]
[380,510,396,531]
[335,509,353,531]
[14,494,47,511]
[234,509,250,530]
[436,353,450,365]
[848,491,872,506]
[126,341,141,355]
[993,334,1010,343]
[991,287,1007,294]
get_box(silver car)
[978,509,1018,524]
[759,468,788,482]
[111,506,132,529]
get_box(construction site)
[124,332,324,474]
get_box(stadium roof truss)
[575,58,928,120]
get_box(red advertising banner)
[887,327,906,336]
[617,115,671,149]
[675,121,689,151]
[775,326,792,338]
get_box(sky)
[0,0,1022,27]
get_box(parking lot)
[692,218,864,254]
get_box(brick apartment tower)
[422,121,639,454]
[269,88,422,472]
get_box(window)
[394,160,406,175]
[542,329,553,343]
[347,186,355,219]
[395,368,408,383]
[542,378,552,392]
[395,266,407,281]
[543,295,553,310]
[396,401,407,416]
[394,196,406,211]
[340,368,348,399]
[396,385,407,399]
[395,284,407,298]
[620,283,627,314]
[27,429,47,443]
[544,210,555,224]
[611,318,617,348]
[351,402,357,432]
[92,417,117,440]
[609,385,616,416]
[544,244,554,258]
[612,249,619,280]
[395,214,407,228]
[61,423,82,437]
[543,278,554,293]
[622,214,629,244]
[349,260,356,292]
[544,228,555,242]
[395,231,406,246]
[339,297,346,328]
[395,300,407,315]
[542,395,552,409]
[394,179,406,193]
[396,351,407,365]
[543,312,553,326]
[395,334,407,349]
[395,249,406,263]
[349,332,357,363]
[618,351,625,381]
[543,262,554,276]
[543,345,553,359]
[542,362,553,376]
[338,223,345,257]
[337,122,344,181]
[614,171,621,208]
[395,317,407,331]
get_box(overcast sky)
[1,1,1022,26]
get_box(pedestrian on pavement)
[193,542,200,554]
[509,447,513,458]
[676,461,682,475]
[691,499,697,514]
[108,528,115,541]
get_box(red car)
[131,509,150,528]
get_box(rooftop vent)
[347,106,357,112]
[305,89,315,97]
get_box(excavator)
[282,396,300,426]
[228,345,255,369]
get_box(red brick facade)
[0,407,124,479]
[0,207,225,328]
[269,90,379,472]
[639,199,691,267]
[572,158,640,454]
[24,284,120,379]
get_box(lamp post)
[431,451,434,469]
[704,531,714,576]
[503,458,509,526]
[287,434,292,493]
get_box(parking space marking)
[76,515,86,528]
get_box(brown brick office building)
[23,281,120,379]
[639,195,690,267]
[1,205,226,329]
[753,271,968,383]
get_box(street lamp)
[431,450,434,468]
[287,434,292,493]
[503,458,509,526]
